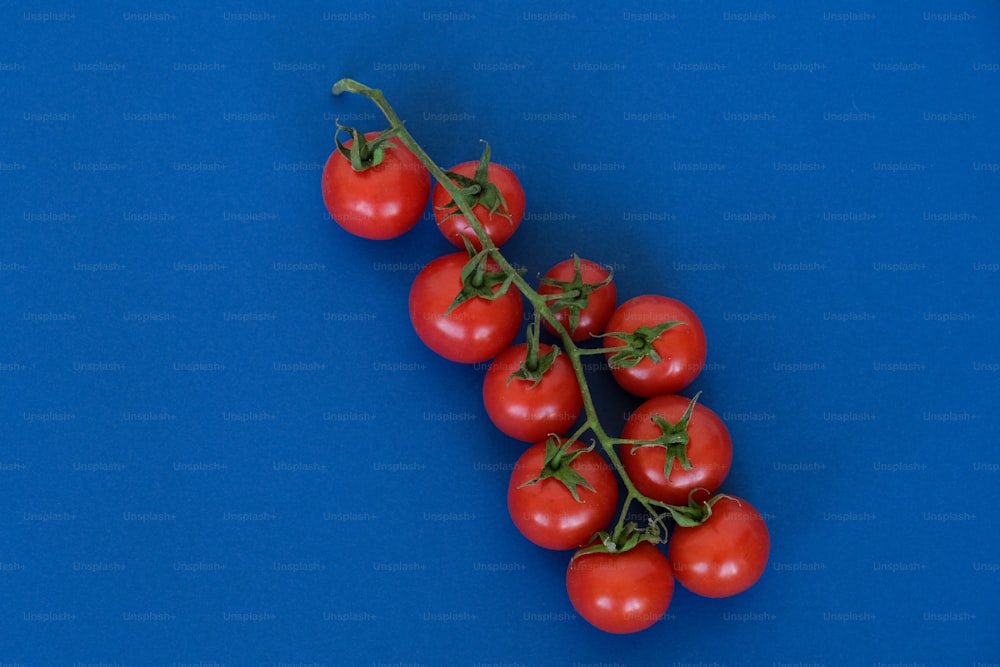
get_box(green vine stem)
[333,78,693,548]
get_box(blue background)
[2,1,999,665]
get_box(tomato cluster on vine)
[322,79,771,635]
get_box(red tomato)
[668,495,770,598]
[432,161,525,250]
[482,343,583,442]
[620,394,732,506]
[603,295,706,397]
[507,440,619,550]
[566,541,675,634]
[408,252,523,364]
[321,132,430,240]
[538,258,617,341]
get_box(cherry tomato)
[321,132,430,240]
[668,495,770,598]
[620,394,732,506]
[603,295,707,397]
[538,258,617,341]
[507,440,618,550]
[408,252,523,364]
[432,160,525,250]
[482,343,583,442]
[566,541,675,634]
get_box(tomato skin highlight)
[538,258,617,341]
[408,252,523,364]
[507,441,619,550]
[621,394,732,505]
[668,495,771,598]
[432,161,525,250]
[566,541,675,634]
[604,295,707,397]
[482,343,583,442]
[321,132,431,240]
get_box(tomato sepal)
[333,122,404,171]
[507,345,561,388]
[435,141,513,225]
[572,520,662,561]
[664,488,731,528]
[445,245,521,314]
[505,317,561,388]
[627,391,703,480]
[517,436,597,503]
[539,254,615,336]
[600,320,686,369]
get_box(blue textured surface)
[3,1,1000,665]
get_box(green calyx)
[662,488,729,528]
[334,121,401,171]
[572,519,663,560]
[518,437,596,503]
[445,241,522,314]
[539,254,614,335]
[576,488,728,562]
[628,391,702,481]
[601,319,685,369]
[574,486,728,559]
[435,141,512,223]
[507,317,560,388]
